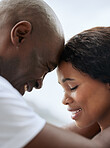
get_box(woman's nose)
[62,96,73,105]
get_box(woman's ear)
[11,21,32,46]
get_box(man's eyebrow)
[62,78,75,83]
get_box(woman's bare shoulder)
[92,127,110,148]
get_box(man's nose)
[62,94,73,105]
[35,79,43,89]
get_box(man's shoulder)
[0,76,22,101]
[0,76,46,148]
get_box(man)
[0,0,109,148]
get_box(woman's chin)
[75,121,94,129]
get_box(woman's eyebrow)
[62,78,75,83]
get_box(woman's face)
[57,61,110,129]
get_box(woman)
[57,27,110,134]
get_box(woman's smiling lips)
[67,107,82,120]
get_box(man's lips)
[24,83,34,92]
[23,79,42,94]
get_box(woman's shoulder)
[92,127,110,148]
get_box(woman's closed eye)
[70,85,79,91]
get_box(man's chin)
[17,86,25,96]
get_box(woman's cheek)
[71,90,85,104]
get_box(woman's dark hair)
[60,27,110,83]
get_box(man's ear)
[11,21,32,46]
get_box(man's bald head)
[0,0,63,39]
[0,0,64,58]
[0,0,64,94]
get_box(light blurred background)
[24,0,110,126]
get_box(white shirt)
[0,76,46,148]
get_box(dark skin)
[63,122,101,139]
[0,0,109,147]
[0,20,64,95]
[25,123,106,148]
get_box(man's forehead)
[47,61,57,72]
[34,34,64,71]
[36,53,57,71]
